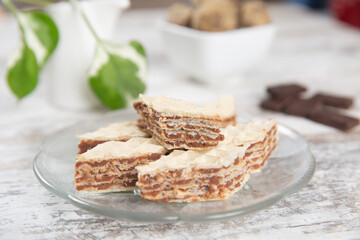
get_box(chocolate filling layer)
[78,140,107,154]
[75,153,163,192]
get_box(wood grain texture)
[0,4,360,240]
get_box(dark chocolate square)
[309,108,359,131]
[284,99,322,117]
[260,96,297,112]
[260,99,283,112]
[267,83,307,100]
[311,93,354,109]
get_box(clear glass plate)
[33,109,315,223]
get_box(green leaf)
[7,44,39,99]
[89,43,147,109]
[130,40,146,57]
[4,0,59,100]
[21,11,59,67]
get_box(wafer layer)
[77,122,149,153]
[136,144,252,202]
[133,95,236,150]
[222,119,278,171]
[75,138,166,193]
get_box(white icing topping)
[137,94,235,119]
[77,137,165,161]
[136,144,249,174]
[77,121,149,141]
[222,119,276,146]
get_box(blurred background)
[0,0,359,135]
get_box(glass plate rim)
[33,110,316,223]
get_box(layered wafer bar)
[77,122,149,154]
[136,144,252,202]
[75,138,166,193]
[133,95,236,150]
[222,119,278,171]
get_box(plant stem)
[3,0,27,40]
[68,0,106,50]
[3,0,20,19]
[14,0,53,7]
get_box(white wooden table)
[0,4,359,239]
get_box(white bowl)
[158,20,276,83]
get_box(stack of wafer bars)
[136,119,278,202]
[260,84,359,131]
[74,95,278,202]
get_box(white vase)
[42,0,130,110]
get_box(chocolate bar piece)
[260,96,297,112]
[267,84,307,100]
[311,93,354,109]
[284,99,323,117]
[309,108,359,131]
[261,83,358,131]
[260,99,283,112]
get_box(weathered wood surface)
[0,4,360,240]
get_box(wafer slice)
[136,144,252,202]
[77,121,149,154]
[136,119,278,202]
[133,95,236,150]
[75,138,166,193]
[222,119,278,172]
